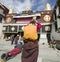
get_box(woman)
[30,16,42,41]
[21,16,42,62]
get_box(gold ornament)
[44,15,51,22]
[11,27,15,31]
[6,17,11,23]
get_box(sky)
[0,0,57,13]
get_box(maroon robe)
[22,40,39,62]
[21,22,42,62]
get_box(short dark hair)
[30,20,36,25]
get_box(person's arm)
[37,22,42,31]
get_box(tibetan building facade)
[0,3,9,23]
[3,9,41,38]
[2,7,54,39]
[3,9,54,39]
[37,10,53,33]
[51,0,60,50]
[0,3,9,39]
[53,0,60,32]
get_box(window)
[13,18,16,23]
[0,17,2,23]
[59,5,60,14]
[55,10,57,20]
[36,16,41,21]
[42,25,52,33]
[54,21,57,31]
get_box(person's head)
[1,53,6,59]
[17,35,19,37]
[30,16,37,25]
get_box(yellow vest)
[23,24,38,40]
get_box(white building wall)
[50,5,60,41]
[39,33,48,44]
[0,9,5,16]
[57,18,60,28]
[51,23,60,40]
[56,6,59,16]
[0,23,3,39]
[0,18,4,39]
[0,9,3,14]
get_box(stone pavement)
[38,43,60,62]
[0,39,60,62]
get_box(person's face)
[33,16,36,20]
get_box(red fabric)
[49,41,54,44]
[22,40,38,62]
[37,22,42,31]
[17,17,32,22]
[8,48,21,57]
